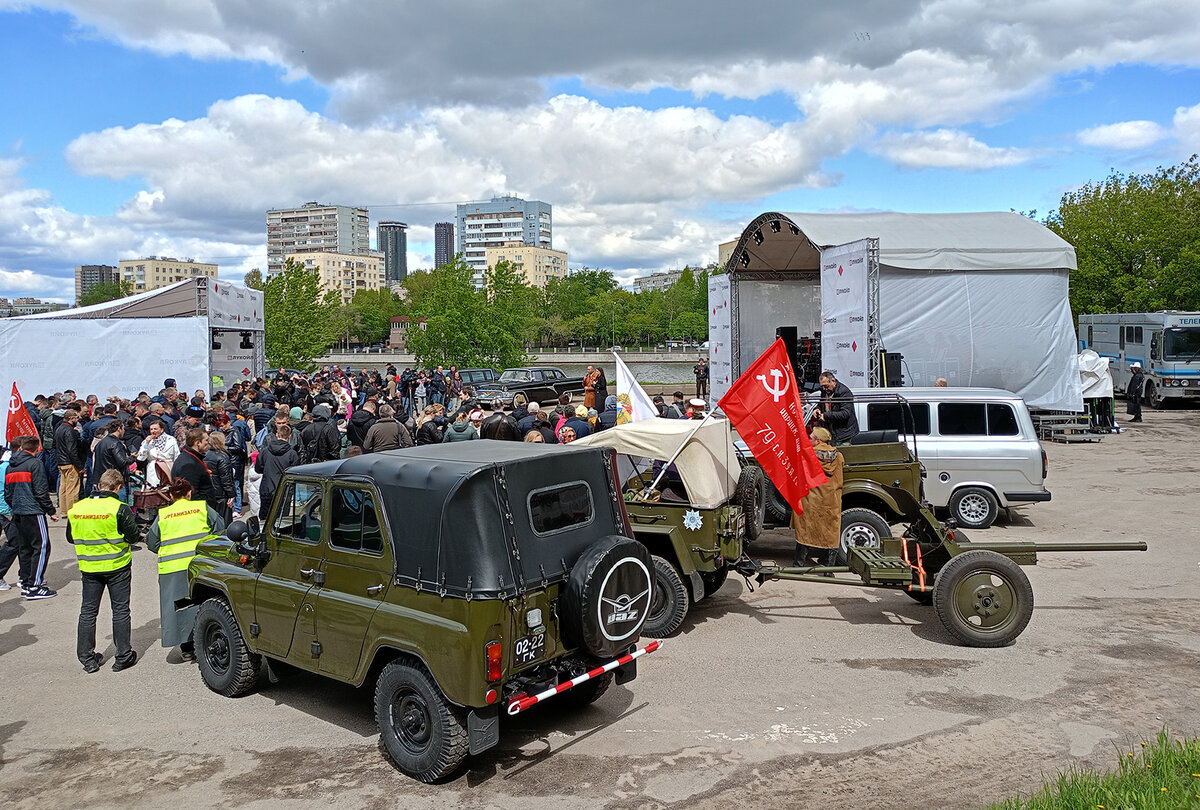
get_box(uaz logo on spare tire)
[598,559,651,638]
[561,536,654,660]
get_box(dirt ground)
[0,409,1197,809]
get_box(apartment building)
[456,196,551,286]
[74,264,119,304]
[289,250,384,304]
[485,243,568,289]
[267,202,370,276]
[117,257,218,293]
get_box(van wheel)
[933,551,1033,647]
[1147,385,1165,409]
[949,487,999,529]
[194,598,261,698]
[837,508,892,565]
[735,465,767,543]
[643,555,689,638]
[376,661,469,783]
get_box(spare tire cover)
[561,535,653,660]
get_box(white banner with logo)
[820,239,870,388]
[707,273,732,403]
[205,277,264,331]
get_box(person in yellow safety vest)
[146,476,225,662]
[66,468,139,674]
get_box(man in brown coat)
[363,405,413,453]
[789,426,844,567]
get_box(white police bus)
[1078,311,1200,407]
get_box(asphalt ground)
[0,408,1197,809]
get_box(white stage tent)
[0,277,265,400]
[719,211,1082,411]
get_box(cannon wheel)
[932,550,1033,647]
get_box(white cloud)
[873,129,1035,169]
[1078,120,1166,149]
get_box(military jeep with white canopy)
[186,442,659,782]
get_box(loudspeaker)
[775,326,798,370]
[880,351,904,387]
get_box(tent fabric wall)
[878,269,1082,410]
[0,317,210,399]
[722,211,1083,411]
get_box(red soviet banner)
[7,383,41,448]
[719,339,825,514]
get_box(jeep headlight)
[526,608,543,631]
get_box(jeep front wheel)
[643,555,690,638]
[376,661,469,783]
[194,598,261,698]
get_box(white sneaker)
[0,580,11,591]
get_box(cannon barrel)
[1029,541,1148,553]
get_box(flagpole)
[643,409,721,497]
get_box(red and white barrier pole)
[506,640,662,716]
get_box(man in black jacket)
[171,428,214,503]
[91,420,130,494]
[307,404,343,461]
[54,408,86,517]
[4,435,59,599]
[815,371,860,445]
[346,399,377,448]
[255,423,300,521]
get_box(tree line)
[243,256,713,370]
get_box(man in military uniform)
[67,468,138,673]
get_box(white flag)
[611,351,658,422]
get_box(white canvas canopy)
[0,278,265,399]
[1078,349,1114,398]
[721,211,1083,411]
[572,418,739,509]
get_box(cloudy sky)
[2,1,1198,302]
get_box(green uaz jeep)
[186,442,658,782]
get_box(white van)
[850,387,1049,528]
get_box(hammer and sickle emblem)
[756,368,789,402]
[8,394,21,414]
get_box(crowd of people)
[0,362,722,673]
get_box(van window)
[937,403,987,435]
[986,403,1020,436]
[866,402,930,435]
[938,402,1021,436]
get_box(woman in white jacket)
[244,450,263,520]
[136,419,180,486]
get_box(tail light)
[1041,446,1048,480]
[485,641,502,683]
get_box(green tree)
[400,270,436,311]
[242,268,264,290]
[351,288,400,344]
[262,258,334,369]
[404,257,488,368]
[480,259,534,368]
[1045,155,1200,314]
[79,280,132,306]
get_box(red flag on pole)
[7,383,41,448]
[718,339,825,514]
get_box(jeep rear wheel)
[561,535,654,659]
[194,598,261,698]
[764,480,792,525]
[376,661,469,783]
[643,555,689,638]
[837,508,892,565]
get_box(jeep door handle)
[300,568,315,578]
[366,584,385,596]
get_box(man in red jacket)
[4,435,59,599]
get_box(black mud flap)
[688,570,704,603]
[468,706,500,755]
[615,658,637,685]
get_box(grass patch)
[988,730,1200,809]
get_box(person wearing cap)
[173,405,206,449]
[1126,362,1144,422]
[687,398,707,419]
[790,425,844,570]
[443,409,480,442]
[565,405,593,439]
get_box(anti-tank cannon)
[737,485,1147,646]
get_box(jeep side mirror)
[247,516,261,537]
